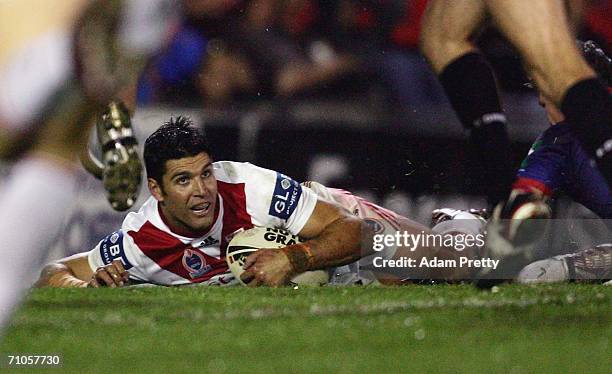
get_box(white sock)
[0,156,77,331]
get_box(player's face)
[150,152,218,236]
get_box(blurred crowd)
[137,0,612,111]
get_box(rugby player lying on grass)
[36,117,478,288]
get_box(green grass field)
[1,284,610,373]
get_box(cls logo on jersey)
[182,248,212,278]
[269,173,302,220]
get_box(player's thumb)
[243,252,259,270]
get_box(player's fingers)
[253,268,268,287]
[96,269,116,288]
[268,276,285,288]
[266,274,286,288]
[88,277,100,288]
[243,252,260,270]
[110,262,129,286]
[243,266,266,287]
[246,276,262,288]
[105,265,124,287]
[240,269,255,284]
[112,259,129,282]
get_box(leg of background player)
[420,0,514,206]
[485,0,592,105]
[485,0,612,184]
[0,160,78,329]
[0,84,95,331]
[420,0,485,73]
[0,0,172,334]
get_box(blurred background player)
[0,0,173,332]
[420,0,612,208]
[504,40,611,285]
[420,0,514,208]
[419,0,612,288]
[513,40,611,220]
[478,39,611,287]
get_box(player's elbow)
[34,263,70,288]
[341,216,369,256]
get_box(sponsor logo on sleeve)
[99,230,133,269]
[268,173,302,220]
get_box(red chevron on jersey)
[217,180,254,253]
[129,221,228,282]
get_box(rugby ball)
[226,226,329,286]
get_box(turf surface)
[1,284,610,373]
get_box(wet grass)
[1,284,610,373]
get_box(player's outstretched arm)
[293,199,366,268]
[241,199,367,287]
[35,253,92,288]
[35,254,128,288]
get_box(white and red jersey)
[87,161,318,286]
[86,165,408,286]
[302,181,402,233]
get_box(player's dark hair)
[144,116,212,184]
[578,40,611,86]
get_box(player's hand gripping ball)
[226,227,329,286]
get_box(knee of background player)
[419,0,484,74]
[525,60,595,108]
[484,0,595,105]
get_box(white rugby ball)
[226,226,329,286]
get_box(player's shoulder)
[213,161,275,184]
[213,161,249,182]
[121,196,163,233]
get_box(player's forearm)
[35,263,88,288]
[284,217,366,272]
